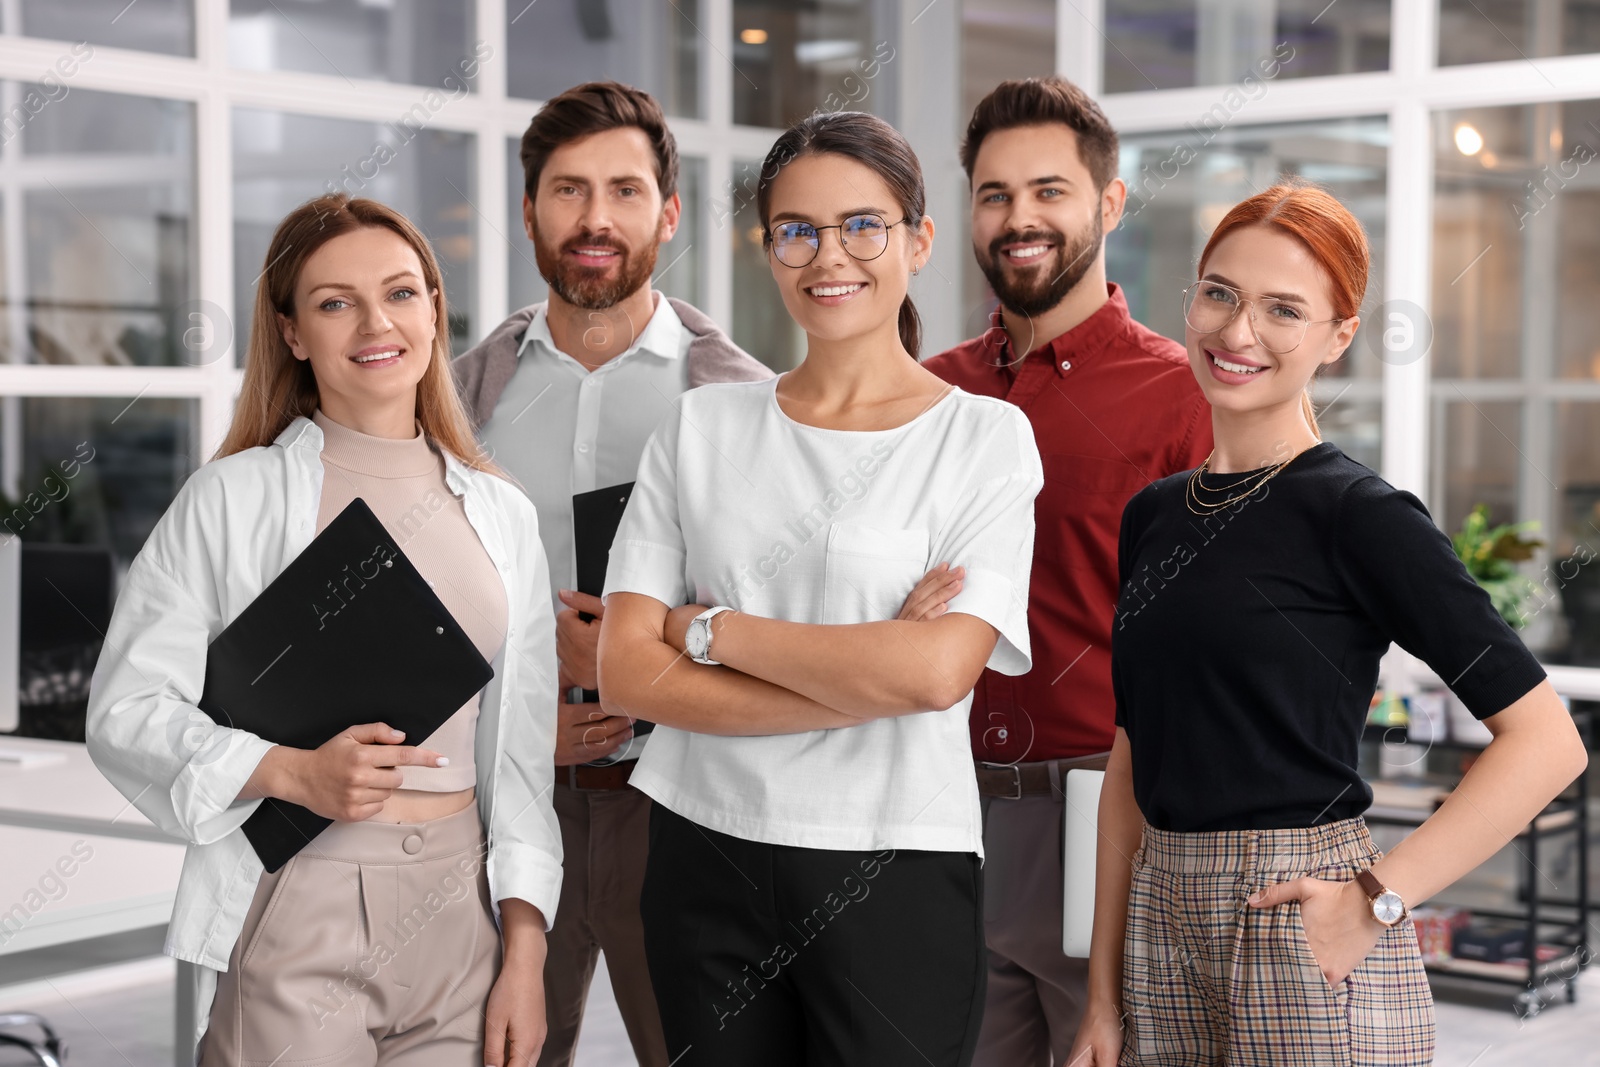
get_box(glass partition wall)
[1087,1,1600,675]
[1,0,1596,684]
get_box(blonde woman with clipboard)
[86,195,563,1067]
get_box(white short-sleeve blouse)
[604,377,1043,856]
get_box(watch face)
[1373,891,1405,925]
[686,620,707,660]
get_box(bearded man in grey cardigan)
[453,80,770,1067]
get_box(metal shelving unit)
[1361,710,1591,1018]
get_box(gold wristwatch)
[1355,868,1408,927]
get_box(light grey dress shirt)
[479,292,692,763]
[480,291,693,609]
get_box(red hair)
[1197,179,1369,437]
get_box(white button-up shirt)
[479,292,692,610]
[479,294,690,764]
[85,416,562,1048]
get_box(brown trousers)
[974,791,1091,1066]
[538,781,668,1067]
[201,803,500,1067]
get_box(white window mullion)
[195,0,235,459]
[898,0,963,355]
[475,0,509,336]
[0,36,204,101]
[704,0,738,128]
[704,0,734,332]
[704,150,734,333]
[1375,0,1437,696]
[1057,0,1104,94]
[476,0,506,102]
[1381,97,1431,500]
[1103,71,1398,131]
[476,129,511,337]
[1380,0,1437,499]
[0,365,215,394]
[2,77,28,497]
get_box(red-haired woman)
[1068,180,1587,1065]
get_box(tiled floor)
[5,950,1600,1065]
[2,820,1595,1066]
[0,950,637,1066]
[1430,969,1600,1066]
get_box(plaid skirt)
[1120,817,1435,1067]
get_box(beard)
[534,227,660,310]
[976,213,1103,318]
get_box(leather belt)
[975,754,1110,800]
[556,759,637,791]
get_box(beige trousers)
[200,803,501,1067]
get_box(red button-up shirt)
[923,283,1213,761]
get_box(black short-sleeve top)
[1111,442,1546,832]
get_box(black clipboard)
[573,482,635,628]
[571,482,653,751]
[198,498,494,872]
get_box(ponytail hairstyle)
[1196,178,1369,439]
[755,111,926,359]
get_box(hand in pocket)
[1250,875,1387,985]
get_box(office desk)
[0,735,196,1065]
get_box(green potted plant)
[1450,504,1544,628]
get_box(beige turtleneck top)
[312,409,507,791]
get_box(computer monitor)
[1,541,115,738]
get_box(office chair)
[0,1011,65,1065]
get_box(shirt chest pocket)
[822,522,930,625]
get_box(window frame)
[1068,0,1600,694]
[2,0,1595,692]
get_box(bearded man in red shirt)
[922,76,1213,1066]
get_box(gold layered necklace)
[1185,448,1303,516]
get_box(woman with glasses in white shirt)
[597,112,1044,1067]
[86,195,562,1067]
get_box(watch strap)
[1355,867,1409,925]
[1354,868,1386,901]
[690,606,733,665]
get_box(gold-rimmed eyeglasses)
[1181,280,1344,354]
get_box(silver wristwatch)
[685,606,734,665]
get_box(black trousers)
[640,803,986,1067]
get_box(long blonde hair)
[216,194,499,475]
